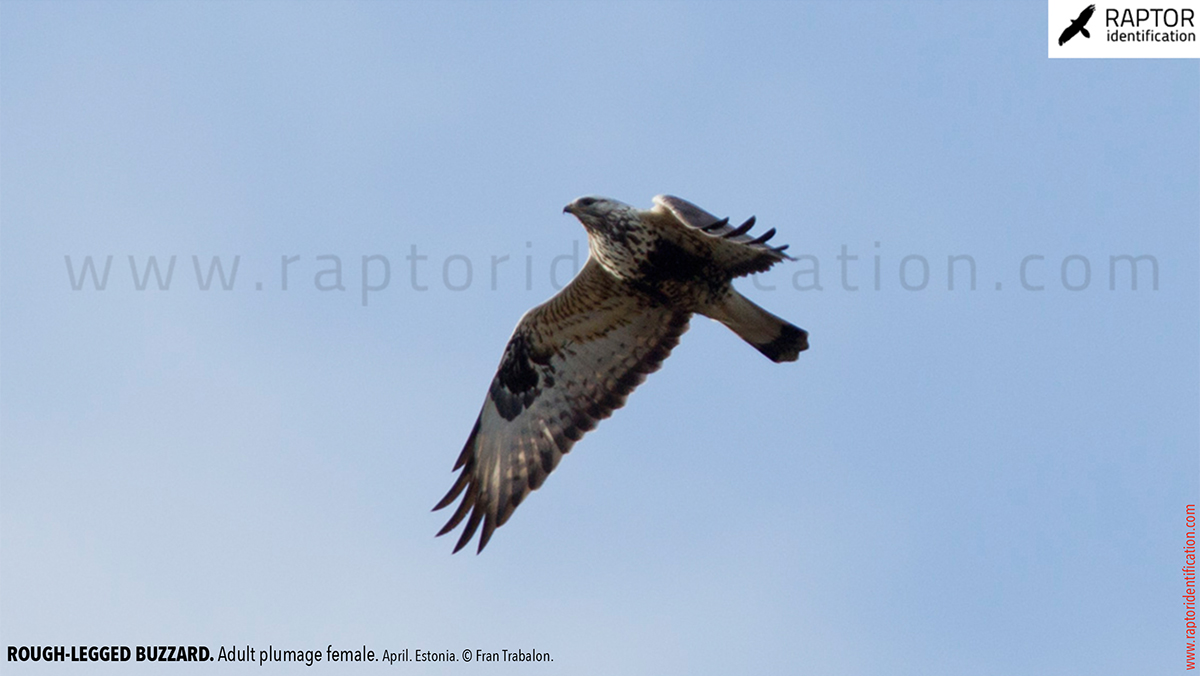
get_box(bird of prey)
[434,195,808,553]
[1058,4,1095,45]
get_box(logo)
[1048,0,1200,58]
[1059,4,1097,44]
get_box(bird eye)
[578,197,596,207]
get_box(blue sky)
[1,2,1197,674]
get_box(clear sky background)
[1,2,1197,674]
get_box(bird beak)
[563,204,574,215]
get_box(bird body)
[434,195,808,553]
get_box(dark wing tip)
[451,504,485,553]
[477,513,498,553]
[433,469,469,511]
[724,218,756,238]
[750,227,776,245]
[659,197,793,263]
[435,483,475,535]
[436,482,496,555]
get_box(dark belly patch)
[638,239,727,303]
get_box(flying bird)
[1058,4,1095,45]
[434,195,808,553]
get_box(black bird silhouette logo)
[1059,4,1096,45]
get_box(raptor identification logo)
[1048,0,1200,57]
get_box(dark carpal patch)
[489,333,550,421]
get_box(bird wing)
[1078,4,1095,23]
[434,257,690,553]
[651,194,793,277]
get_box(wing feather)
[651,194,793,277]
[435,258,690,553]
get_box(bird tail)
[1081,27,1090,38]
[704,290,808,363]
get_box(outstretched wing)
[651,194,793,277]
[434,258,690,553]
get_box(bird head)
[563,196,635,233]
